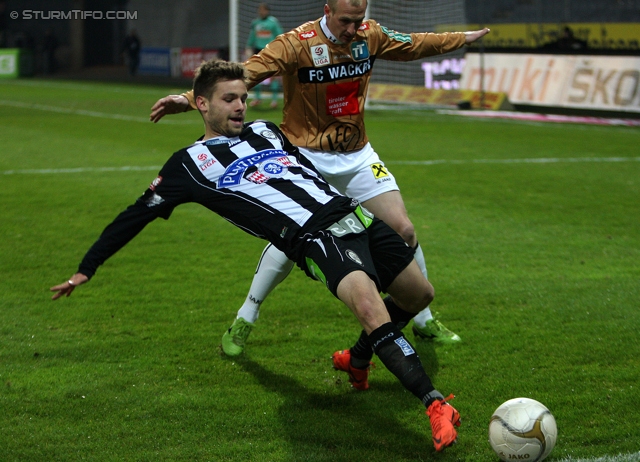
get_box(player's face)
[201,79,247,138]
[324,0,367,44]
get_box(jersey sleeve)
[76,201,159,279]
[371,22,467,61]
[76,152,193,279]
[244,34,299,88]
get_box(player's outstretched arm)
[50,273,89,300]
[149,94,191,123]
[464,28,490,44]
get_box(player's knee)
[394,221,417,247]
[422,280,435,307]
[354,298,388,330]
[406,280,434,313]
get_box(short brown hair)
[193,59,246,101]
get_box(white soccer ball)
[488,397,557,462]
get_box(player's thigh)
[386,259,434,313]
[366,219,415,292]
[335,270,391,334]
[302,232,380,297]
[340,159,399,203]
[305,145,399,203]
[361,190,414,237]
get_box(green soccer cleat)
[412,315,461,344]
[221,317,255,357]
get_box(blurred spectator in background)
[43,28,58,74]
[543,26,587,52]
[245,3,283,108]
[122,29,141,76]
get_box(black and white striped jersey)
[77,120,358,279]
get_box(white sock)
[237,244,294,324]
[413,307,433,328]
[412,243,433,328]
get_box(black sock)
[348,296,415,367]
[369,322,442,407]
[349,330,374,368]
[383,295,415,330]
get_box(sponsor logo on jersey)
[260,129,278,140]
[380,26,412,43]
[199,158,217,172]
[298,57,375,83]
[346,249,363,266]
[319,121,363,152]
[312,44,330,66]
[350,41,369,61]
[358,23,370,31]
[259,160,288,178]
[246,171,269,184]
[394,337,415,356]
[299,30,317,40]
[256,29,273,39]
[145,192,165,207]
[193,151,218,172]
[149,175,163,191]
[218,149,288,187]
[326,81,360,116]
[370,163,389,179]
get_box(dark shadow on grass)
[411,334,441,379]
[236,358,435,461]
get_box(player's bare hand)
[149,94,190,123]
[50,273,89,300]
[464,28,490,44]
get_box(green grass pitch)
[1,78,639,461]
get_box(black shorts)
[300,218,415,297]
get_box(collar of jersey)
[199,135,234,146]
[320,16,341,45]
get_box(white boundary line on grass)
[389,157,640,166]
[558,451,640,462]
[4,157,639,176]
[0,100,199,125]
[3,165,163,175]
[437,109,640,127]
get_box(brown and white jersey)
[186,18,467,153]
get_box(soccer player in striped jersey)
[150,0,490,354]
[52,59,461,452]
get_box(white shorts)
[298,143,399,202]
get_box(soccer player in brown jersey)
[149,1,489,366]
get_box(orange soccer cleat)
[331,349,372,391]
[427,394,461,452]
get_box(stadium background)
[2,1,639,461]
[3,0,639,83]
